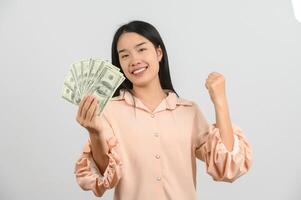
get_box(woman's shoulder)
[176,96,205,114]
[176,96,194,106]
[174,95,203,115]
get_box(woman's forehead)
[117,32,150,50]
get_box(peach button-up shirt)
[74,89,252,200]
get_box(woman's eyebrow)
[118,42,147,54]
[135,42,146,48]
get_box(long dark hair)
[111,20,178,97]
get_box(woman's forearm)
[214,98,234,151]
[89,132,110,176]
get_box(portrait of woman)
[74,20,252,199]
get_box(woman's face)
[117,32,163,87]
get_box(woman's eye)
[139,48,147,52]
[121,54,128,59]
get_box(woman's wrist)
[89,130,108,157]
[88,130,102,140]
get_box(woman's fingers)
[76,95,100,131]
[91,102,100,122]
[77,95,88,118]
[77,96,85,118]
[87,99,98,121]
[82,96,95,119]
[77,95,88,124]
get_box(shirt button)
[154,133,159,137]
[151,114,155,118]
[155,154,160,159]
[156,177,161,181]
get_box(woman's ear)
[156,46,163,62]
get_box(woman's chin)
[129,72,159,88]
[131,77,153,87]
[132,80,150,87]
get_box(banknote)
[61,58,125,115]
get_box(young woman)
[74,20,252,200]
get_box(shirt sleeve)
[74,112,123,197]
[193,104,253,183]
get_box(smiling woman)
[111,21,176,100]
[118,40,150,76]
[117,33,161,86]
[73,20,253,200]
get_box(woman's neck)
[131,78,167,111]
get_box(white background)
[0,0,300,199]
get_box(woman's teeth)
[133,67,147,75]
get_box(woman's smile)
[131,66,148,76]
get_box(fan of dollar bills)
[61,58,125,115]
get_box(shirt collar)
[111,89,192,113]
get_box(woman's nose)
[130,53,141,66]
[131,60,141,67]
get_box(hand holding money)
[76,95,102,134]
[61,58,125,116]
